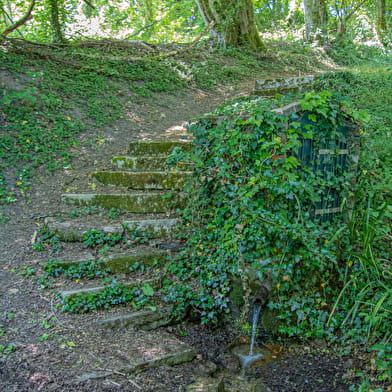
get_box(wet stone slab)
[76,329,196,382]
[187,375,273,392]
[97,307,173,330]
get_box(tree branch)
[129,20,158,38]
[1,0,36,38]
[1,5,25,38]
[344,0,367,21]
[81,0,96,9]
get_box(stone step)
[44,216,125,242]
[102,249,168,273]
[45,216,180,241]
[97,307,173,330]
[128,141,190,157]
[76,329,196,382]
[187,375,273,392]
[111,156,190,171]
[42,248,168,274]
[61,192,184,212]
[92,171,191,190]
[59,276,161,300]
[124,217,180,238]
[254,75,315,96]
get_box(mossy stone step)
[77,330,196,381]
[44,216,124,242]
[59,276,160,300]
[111,156,191,171]
[93,171,191,190]
[128,141,190,156]
[102,249,168,273]
[254,75,315,96]
[43,248,168,274]
[45,216,180,241]
[61,192,184,212]
[124,217,180,238]
[97,307,173,330]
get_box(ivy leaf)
[141,283,154,297]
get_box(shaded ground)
[0,76,363,391]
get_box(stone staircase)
[40,140,198,379]
[45,140,191,305]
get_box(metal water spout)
[252,284,269,307]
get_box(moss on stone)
[102,250,168,273]
[92,171,191,190]
[128,141,190,157]
[124,218,179,238]
[62,193,185,212]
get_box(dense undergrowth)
[165,57,392,390]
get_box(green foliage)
[126,228,152,245]
[191,47,263,89]
[107,207,121,219]
[41,259,111,280]
[82,230,123,248]
[164,92,355,327]
[61,280,153,313]
[314,70,391,349]
[350,343,392,392]
[128,260,159,273]
[32,227,61,252]
[328,197,391,344]
[0,343,16,358]
[0,49,188,208]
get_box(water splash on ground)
[237,304,263,373]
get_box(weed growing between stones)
[82,229,123,248]
[60,281,156,313]
[42,259,111,280]
[32,227,61,253]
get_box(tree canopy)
[0,0,391,47]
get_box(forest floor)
[0,43,369,391]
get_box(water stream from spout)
[249,304,261,356]
[238,303,263,372]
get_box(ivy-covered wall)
[165,91,360,338]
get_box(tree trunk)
[376,0,387,45]
[48,0,65,42]
[377,0,387,31]
[195,0,265,50]
[303,0,328,42]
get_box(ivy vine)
[164,91,359,334]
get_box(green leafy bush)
[164,92,357,328]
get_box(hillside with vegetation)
[0,1,391,391]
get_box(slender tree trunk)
[303,0,328,42]
[48,0,65,42]
[195,0,265,50]
[376,0,387,45]
[142,0,155,38]
[377,0,386,31]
